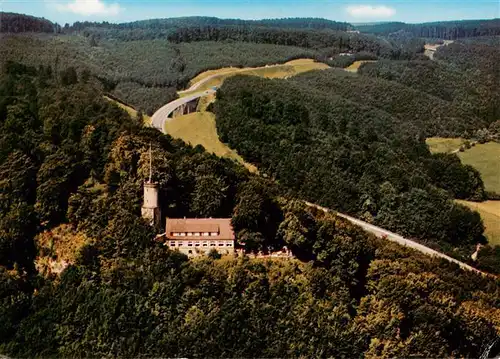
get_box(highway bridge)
[151,89,216,132]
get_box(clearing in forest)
[456,200,500,246]
[344,60,377,73]
[180,58,329,97]
[104,95,151,125]
[458,142,500,194]
[165,112,258,173]
[426,137,465,154]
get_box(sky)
[1,0,499,25]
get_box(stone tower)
[141,144,161,227]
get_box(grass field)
[457,200,500,245]
[345,60,377,73]
[426,137,465,154]
[458,142,500,193]
[104,95,151,125]
[164,112,258,173]
[180,59,329,97]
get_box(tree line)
[69,16,350,31]
[357,18,500,39]
[166,25,421,60]
[0,12,59,33]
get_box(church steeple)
[141,144,161,227]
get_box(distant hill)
[0,12,58,33]
[356,18,500,39]
[69,16,352,32]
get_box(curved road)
[178,73,227,94]
[305,201,488,276]
[178,64,282,95]
[150,89,215,132]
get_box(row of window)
[170,242,233,247]
[171,232,219,237]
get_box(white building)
[163,218,236,257]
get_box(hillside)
[1,58,499,358]
[213,74,489,260]
[293,68,484,136]
[0,12,58,33]
[356,18,500,39]
[0,34,317,114]
[0,14,430,116]
[359,41,500,123]
[1,12,500,358]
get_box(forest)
[213,72,491,261]
[2,12,500,358]
[0,34,317,115]
[1,61,500,358]
[357,39,500,139]
[69,16,351,32]
[0,12,58,33]
[0,13,427,116]
[6,13,496,117]
[356,18,500,39]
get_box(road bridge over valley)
[151,89,215,132]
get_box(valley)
[152,63,499,276]
[1,11,500,359]
[157,58,328,170]
[180,58,329,96]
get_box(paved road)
[424,40,454,60]
[178,64,282,94]
[178,73,225,94]
[150,89,215,132]
[304,201,488,276]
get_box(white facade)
[167,239,234,256]
[142,182,161,227]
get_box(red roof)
[165,218,235,241]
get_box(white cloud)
[55,0,121,16]
[346,5,396,18]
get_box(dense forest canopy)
[2,11,500,358]
[359,40,500,124]
[71,16,351,31]
[356,18,500,39]
[0,12,58,33]
[213,73,489,260]
[1,62,500,358]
